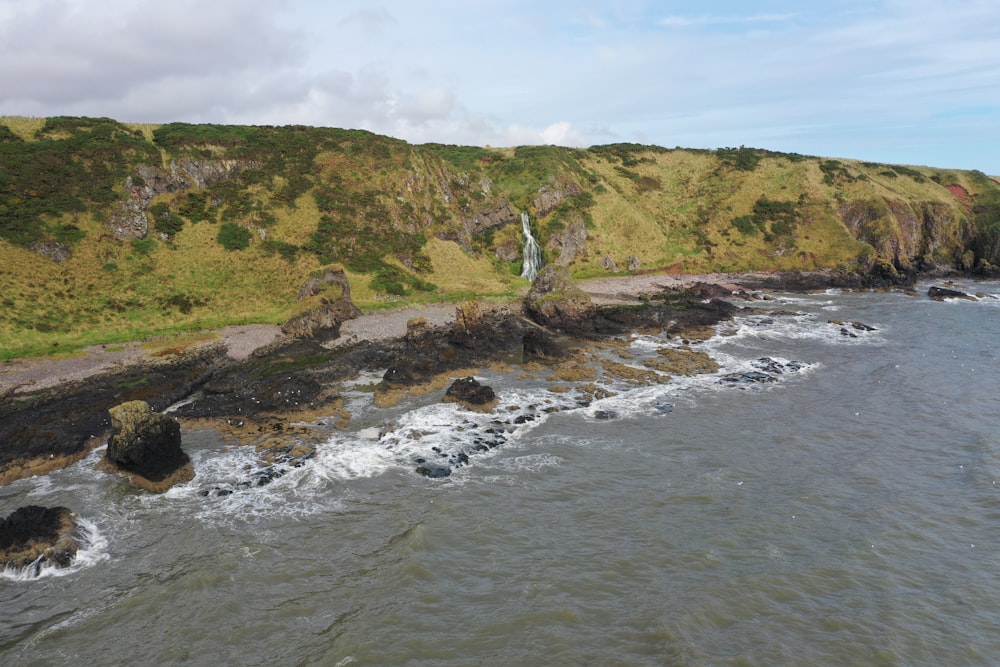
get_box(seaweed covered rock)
[443,377,498,412]
[101,400,193,492]
[525,266,596,331]
[0,505,80,573]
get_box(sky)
[2,0,999,173]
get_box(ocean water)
[2,281,999,666]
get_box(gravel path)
[0,273,761,396]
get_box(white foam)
[0,517,109,581]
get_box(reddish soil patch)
[946,184,972,200]
[945,184,974,212]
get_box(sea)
[2,280,999,666]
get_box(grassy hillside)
[2,117,999,359]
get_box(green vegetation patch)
[0,116,159,248]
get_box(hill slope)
[2,116,999,358]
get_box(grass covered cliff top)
[2,115,1000,359]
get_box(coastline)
[0,267,972,487]
[0,272,764,397]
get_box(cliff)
[2,117,999,358]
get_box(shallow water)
[2,281,999,665]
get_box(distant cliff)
[2,116,999,357]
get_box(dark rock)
[0,347,222,484]
[522,326,563,359]
[416,464,452,478]
[928,285,975,301]
[443,377,497,411]
[525,266,597,331]
[102,400,193,492]
[0,505,80,573]
[593,410,619,421]
[851,321,876,331]
[719,371,777,385]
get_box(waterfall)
[519,212,543,282]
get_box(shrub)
[217,222,251,251]
[131,237,157,255]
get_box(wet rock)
[928,285,975,301]
[443,377,498,412]
[719,371,777,386]
[416,464,452,478]
[0,505,80,573]
[593,410,619,421]
[101,400,194,492]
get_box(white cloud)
[0,1,998,169]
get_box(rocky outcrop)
[546,220,587,266]
[443,377,498,412]
[532,182,583,217]
[525,266,597,331]
[282,268,362,341]
[928,285,976,301]
[0,505,80,573]
[30,240,72,262]
[101,400,193,492]
[838,197,967,275]
[107,159,262,240]
[464,201,519,237]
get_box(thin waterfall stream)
[519,212,543,281]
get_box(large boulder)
[0,505,80,573]
[101,400,194,492]
[443,377,498,412]
[282,268,361,341]
[525,266,596,331]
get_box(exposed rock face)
[102,400,193,492]
[108,159,263,240]
[532,182,583,217]
[30,240,71,262]
[525,266,596,331]
[296,267,354,301]
[601,255,619,272]
[546,220,587,266]
[838,197,967,275]
[282,268,361,341]
[443,377,498,412]
[464,200,519,236]
[0,505,80,573]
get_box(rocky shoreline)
[0,267,980,486]
[2,266,993,572]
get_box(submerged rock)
[0,505,80,573]
[101,400,194,492]
[416,464,452,479]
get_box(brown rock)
[0,505,80,573]
[525,266,596,331]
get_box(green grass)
[3,116,1000,360]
